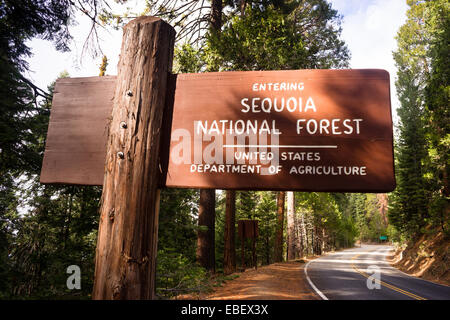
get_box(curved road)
[305,245,450,300]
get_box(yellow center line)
[351,253,427,300]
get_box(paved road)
[305,244,450,300]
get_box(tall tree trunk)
[321,228,326,253]
[224,190,236,275]
[197,189,216,271]
[240,191,253,218]
[299,208,307,258]
[274,191,285,262]
[92,17,175,300]
[196,0,223,274]
[286,191,296,260]
[294,208,303,258]
[63,189,73,249]
[303,211,310,255]
[240,0,246,16]
[210,0,222,32]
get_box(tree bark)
[274,191,285,262]
[294,207,303,258]
[210,0,222,32]
[92,17,175,300]
[286,191,296,260]
[240,0,246,16]
[195,0,222,274]
[224,190,236,275]
[321,228,326,253]
[299,208,307,258]
[197,189,216,272]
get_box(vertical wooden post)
[92,17,175,300]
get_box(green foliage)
[214,192,227,272]
[346,193,389,242]
[0,0,72,65]
[174,44,204,73]
[1,1,77,298]
[0,1,75,175]
[0,72,102,299]
[158,188,200,262]
[1,177,101,299]
[240,191,277,266]
[253,191,277,264]
[204,2,349,71]
[390,0,449,240]
[9,183,101,299]
[156,249,208,298]
[98,55,108,76]
[423,0,450,236]
[296,192,359,250]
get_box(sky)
[26,0,409,122]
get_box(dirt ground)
[388,231,450,286]
[178,260,319,300]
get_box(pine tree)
[388,0,445,238]
[423,0,450,235]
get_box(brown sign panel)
[238,220,259,239]
[166,69,395,192]
[40,76,115,185]
[40,69,395,192]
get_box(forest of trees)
[388,0,449,242]
[0,0,447,299]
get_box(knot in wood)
[123,253,149,265]
[109,208,115,221]
[117,151,125,159]
[126,90,133,97]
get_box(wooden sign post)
[92,17,175,300]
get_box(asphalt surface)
[305,244,450,300]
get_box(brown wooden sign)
[40,76,115,185]
[41,69,395,192]
[238,220,259,239]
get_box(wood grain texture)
[40,76,116,185]
[92,16,175,300]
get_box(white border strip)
[304,260,329,300]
